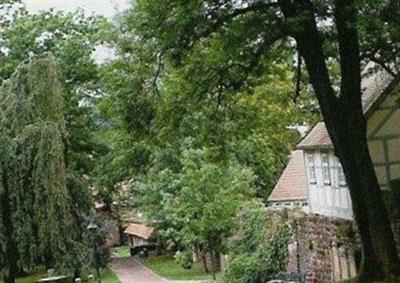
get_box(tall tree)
[130,0,400,280]
[139,146,256,274]
[0,4,111,179]
[96,12,316,203]
[0,55,87,283]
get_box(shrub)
[223,253,266,283]
[175,250,193,269]
[223,201,292,283]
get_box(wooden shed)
[124,223,155,247]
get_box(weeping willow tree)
[0,54,90,283]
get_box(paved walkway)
[111,257,168,283]
[111,257,209,283]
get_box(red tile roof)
[296,122,333,149]
[362,71,394,113]
[124,223,154,240]
[268,150,308,202]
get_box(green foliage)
[175,250,193,269]
[0,5,113,180]
[94,2,318,215]
[99,268,121,283]
[223,201,292,283]
[92,5,317,278]
[111,246,131,258]
[0,6,106,82]
[10,267,120,283]
[120,1,400,279]
[137,145,256,256]
[0,55,94,278]
[0,6,113,277]
[131,0,400,78]
[15,266,46,283]
[358,1,400,76]
[223,253,265,283]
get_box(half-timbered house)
[269,72,400,219]
[268,72,400,282]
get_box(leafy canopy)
[0,55,90,273]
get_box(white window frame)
[321,151,331,185]
[338,162,347,186]
[308,152,317,184]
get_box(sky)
[21,0,131,63]
[23,0,130,18]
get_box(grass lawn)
[3,267,120,283]
[100,268,121,283]
[111,245,131,258]
[141,254,215,281]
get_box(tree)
[0,55,89,283]
[95,8,315,273]
[0,4,111,179]
[137,145,256,275]
[0,127,18,283]
[0,7,113,276]
[130,0,400,280]
[97,22,315,201]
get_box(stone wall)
[287,213,358,283]
[285,206,400,283]
[97,211,121,248]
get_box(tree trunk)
[1,168,18,283]
[200,246,209,273]
[333,1,400,276]
[336,121,400,280]
[278,0,400,280]
[210,251,220,280]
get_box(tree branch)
[365,55,397,77]
[193,2,280,43]
[278,0,341,147]
[229,33,282,91]
[152,50,164,96]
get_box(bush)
[175,250,193,269]
[223,253,266,283]
[223,201,292,283]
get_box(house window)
[338,163,347,186]
[322,152,331,185]
[308,152,317,184]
